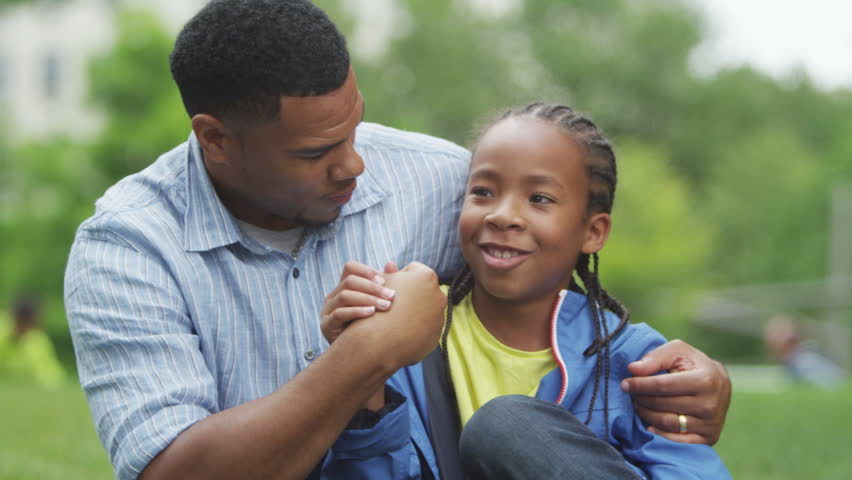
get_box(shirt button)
[304,350,317,361]
[292,268,300,279]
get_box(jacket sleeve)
[608,323,732,480]
[322,384,426,479]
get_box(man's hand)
[344,262,447,368]
[321,261,445,410]
[620,339,731,445]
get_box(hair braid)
[441,264,475,398]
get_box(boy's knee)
[459,395,534,462]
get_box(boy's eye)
[470,186,493,197]
[530,193,553,204]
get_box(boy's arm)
[620,340,731,445]
[611,326,732,479]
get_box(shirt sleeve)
[65,233,218,480]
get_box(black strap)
[422,348,465,480]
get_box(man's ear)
[581,212,612,254]
[191,114,233,166]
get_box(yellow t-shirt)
[444,288,557,427]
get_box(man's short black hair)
[169,0,350,123]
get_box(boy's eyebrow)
[525,174,565,190]
[470,169,564,190]
[468,169,500,181]
[289,99,366,157]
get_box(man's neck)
[470,284,559,352]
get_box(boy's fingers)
[340,275,396,301]
[340,260,385,285]
[384,261,399,274]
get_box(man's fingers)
[635,406,710,440]
[621,369,702,397]
[626,339,697,377]
[646,426,706,445]
[632,392,716,420]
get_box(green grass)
[0,381,113,480]
[715,384,852,480]
[2,381,851,479]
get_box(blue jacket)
[322,289,731,479]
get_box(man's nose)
[330,142,364,181]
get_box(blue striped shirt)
[64,122,469,479]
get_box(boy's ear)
[581,212,612,254]
[191,114,234,166]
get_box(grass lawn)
[1,381,850,479]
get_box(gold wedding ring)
[678,414,688,434]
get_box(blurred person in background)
[0,293,65,388]
[64,0,732,478]
[764,313,847,388]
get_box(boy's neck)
[470,283,559,352]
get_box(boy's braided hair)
[443,102,629,437]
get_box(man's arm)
[620,340,732,445]
[144,266,444,480]
[66,234,445,480]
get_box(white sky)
[687,0,852,90]
[347,0,852,91]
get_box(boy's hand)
[621,339,731,445]
[321,261,397,344]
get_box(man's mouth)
[327,181,357,205]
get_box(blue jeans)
[459,395,642,479]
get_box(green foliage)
[1,0,851,368]
[87,10,189,181]
[603,141,714,336]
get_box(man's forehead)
[278,69,361,132]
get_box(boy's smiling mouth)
[479,242,532,269]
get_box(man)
[64,1,731,479]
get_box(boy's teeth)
[488,248,519,259]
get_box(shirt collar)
[183,133,244,252]
[182,132,390,252]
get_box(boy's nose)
[485,200,526,231]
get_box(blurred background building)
[0,0,203,139]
